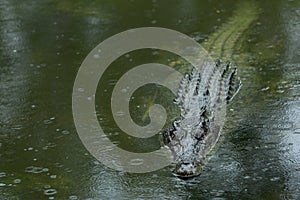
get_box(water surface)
[0,0,300,199]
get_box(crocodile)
[164,60,241,178]
[162,1,260,178]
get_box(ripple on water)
[0,172,6,178]
[62,130,70,135]
[270,177,280,182]
[129,158,144,166]
[50,175,57,179]
[209,189,225,197]
[44,188,57,196]
[13,179,21,184]
[43,117,55,125]
[25,166,49,174]
[294,128,300,134]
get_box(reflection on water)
[0,0,300,199]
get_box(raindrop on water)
[115,111,125,116]
[44,185,51,189]
[62,130,70,135]
[69,196,78,200]
[129,158,144,166]
[25,166,47,174]
[270,177,280,182]
[13,179,21,184]
[44,188,57,196]
[294,128,300,134]
[93,54,100,59]
[0,172,6,178]
[50,175,57,179]
[78,88,85,92]
[43,119,53,125]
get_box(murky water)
[0,0,300,199]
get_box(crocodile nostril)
[182,162,191,165]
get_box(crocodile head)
[168,120,204,178]
[165,115,210,178]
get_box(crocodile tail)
[220,62,242,103]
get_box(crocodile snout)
[174,161,202,178]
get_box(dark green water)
[0,0,300,199]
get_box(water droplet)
[121,88,127,93]
[25,166,47,174]
[294,128,300,134]
[78,88,85,92]
[44,188,57,196]
[13,179,21,184]
[93,161,100,165]
[50,175,57,179]
[43,168,49,172]
[151,20,157,24]
[261,86,270,91]
[12,125,23,130]
[276,90,284,94]
[62,130,70,135]
[243,175,251,179]
[93,54,100,59]
[0,172,6,178]
[129,158,144,166]
[69,196,78,200]
[43,119,53,125]
[115,111,125,116]
[270,177,280,181]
